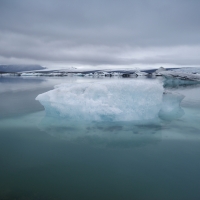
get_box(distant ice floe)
[1,66,200,81]
[135,70,149,76]
[0,64,44,73]
[160,71,200,81]
[0,67,147,77]
[158,67,200,82]
[172,67,200,74]
[19,70,137,77]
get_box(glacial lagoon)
[1,76,200,200]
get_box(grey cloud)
[0,0,200,67]
[1,0,200,46]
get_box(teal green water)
[1,77,200,200]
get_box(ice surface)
[36,79,164,122]
[36,79,185,122]
[160,70,200,81]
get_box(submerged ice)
[159,92,185,120]
[38,118,163,148]
[36,79,164,122]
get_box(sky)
[0,0,200,69]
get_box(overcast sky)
[0,0,200,69]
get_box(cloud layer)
[0,0,200,69]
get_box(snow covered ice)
[36,79,185,123]
[36,79,164,122]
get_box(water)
[1,76,200,200]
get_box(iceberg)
[36,79,185,147]
[36,79,185,123]
[36,79,164,122]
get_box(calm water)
[1,76,200,200]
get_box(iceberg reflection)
[38,118,162,148]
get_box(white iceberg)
[36,79,185,123]
[36,79,164,122]
[36,79,185,147]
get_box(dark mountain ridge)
[0,64,45,73]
